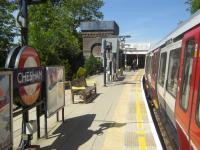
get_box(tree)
[0,0,17,49]
[28,0,104,79]
[62,0,104,31]
[84,55,102,76]
[186,0,200,14]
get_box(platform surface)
[13,69,162,150]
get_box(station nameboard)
[13,67,44,106]
[13,67,44,88]
[0,71,13,150]
[5,46,43,106]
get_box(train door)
[151,49,160,108]
[144,54,149,81]
[151,49,160,91]
[175,27,199,150]
[148,54,153,98]
[188,29,200,150]
[157,50,168,123]
[147,54,153,87]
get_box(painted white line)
[140,75,163,150]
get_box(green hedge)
[84,55,102,76]
[76,67,87,79]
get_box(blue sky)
[101,0,190,45]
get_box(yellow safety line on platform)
[138,136,146,150]
[135,72,147,150]
[136,74,143,129]
[102,75,135,149]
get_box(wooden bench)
[69,78,96,103]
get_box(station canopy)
[122,43,150,55]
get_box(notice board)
[46,67,65,117]
[0,71,13,149]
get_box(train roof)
[149,9,200,53]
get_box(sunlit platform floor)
[29,69,162,150]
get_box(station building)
[80,21,149,70]
[122,43,150,68]
[80,21,119,58]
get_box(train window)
[180,38,195,111]
[196,81,200,125]
[166,48,181,97]
[146,55,149,73]
[148,56,151,72]
[150,56,153,75]
[158,52,167,87]
[152,54,156,78]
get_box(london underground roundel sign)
[6,46,43,106]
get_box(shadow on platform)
[41,115,126,150]
[94,121,126,136]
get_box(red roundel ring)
[15,46,41,106]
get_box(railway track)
[151,106,178,150]
[143,80,178,150]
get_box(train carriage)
[175,25,200,150]
[144,53,152,97]
[144,49,160,107]
[157,40,181,145]
[144,9,200,149]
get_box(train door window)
[180,38,195,111]
[166,48,181,97]
[148,56,150,73]
[150,56,153,75]
[153,53,156,78]
[196,81,200,125]
[146,55,149,73]
[148,56,151,73]
[158,52,167,86]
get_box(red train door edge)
[175,28,199,150]
[189,31,200,150]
